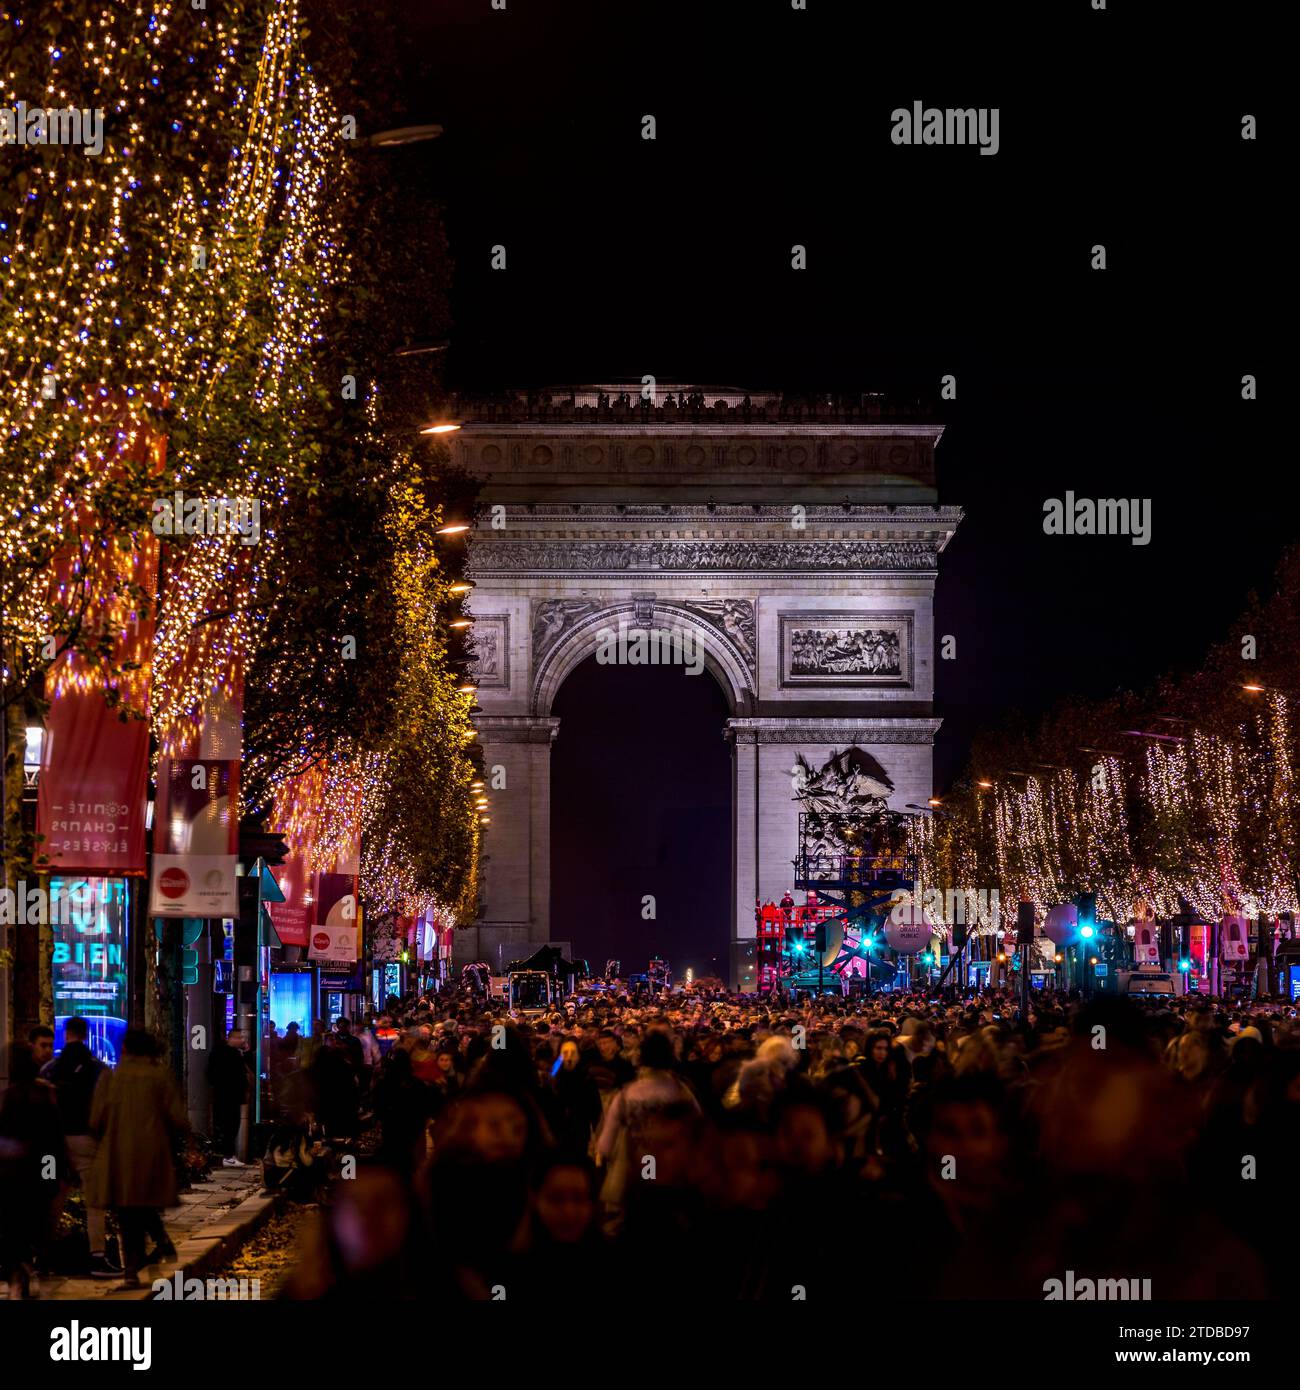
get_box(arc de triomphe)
[450,386,961,988]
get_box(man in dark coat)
[310,1034,360,1141]
[0,1041,69,1298]
[207,1028,253,1166]
[88,1029,187,1287]
[43,1016,118,1276]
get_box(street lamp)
[1243,681,1298,698]
[421,423,461,436]
[395,339,450,358]
[367,124,444,148]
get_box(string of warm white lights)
[355,477,481,921]
[913,700,1297,931]
[1,1,345,748]
[4,1,481,924]
[2,3,241,656]
[150,0,347,759]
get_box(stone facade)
[449,387,961,985]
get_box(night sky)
[377,0,1279,974]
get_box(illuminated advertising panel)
[49,876,130,1066]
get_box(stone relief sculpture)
[468,615,509,688]
[792,746,905,865]
[780,612,912,687]
[790,625,901,678]
[532,599,600,663]
[475,629,500,678]
[682,599,756,674]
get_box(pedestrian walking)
[0,1041,69,1299]
[42,1016,120,1277]
[547,1037,603,1155]
[87,1029,187,1288]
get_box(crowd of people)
[3,982,1298,1301]
[283,982,1300,1301]
[0,1022,188,1295]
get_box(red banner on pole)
[148,758,240,917]
[37,534,159,877]
[267,853,310,948]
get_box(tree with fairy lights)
[2,1,482,1033]
[1,0,255,986]
[238,3,482,928]
[914,548,1299,974]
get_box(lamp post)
[1079,922,1095,996]
[365,124,444,148]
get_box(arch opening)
[549,653,732,984]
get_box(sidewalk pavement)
[32,1164,279,1301]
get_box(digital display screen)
[269,970,312,1037]
[50,876,130,1066]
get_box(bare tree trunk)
[38,877,53,1027]
[147,916,184,1074]
[2,689,28,1076]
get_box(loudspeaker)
[952,920,968,950]
[1017,901,1036,945]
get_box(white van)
[1121,969,1177,998]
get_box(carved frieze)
[458,435,931,480]
[725,720,941,746]
[471,540,940,574]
